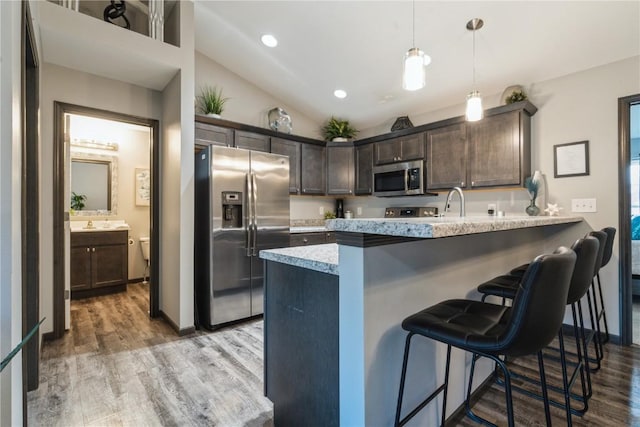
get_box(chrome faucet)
[444,186,465,217]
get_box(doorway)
[52,103,160,339]
[619,94,640,346]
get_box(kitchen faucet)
[444,186,465,217]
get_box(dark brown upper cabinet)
[271,137,301,194]
[300,144,326,195]
[426,123,467,190]
[326,144,354,195]
[195,122,233,147]
[235,130,270,152]
[374,133,425,165]
[354,144,373,195]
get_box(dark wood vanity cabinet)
[326,144,354,195]
[354,144,373,195]
[70,231,128,297]
[235,130,270,152]
[426,123,467,190]
[271,137,301,194]
[300,144,326,195]
[374,133,425,165]
[195,122,233,147]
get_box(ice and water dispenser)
[222,191,243,228]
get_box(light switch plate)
[356,207,362,215]
[319,206,325,215]
[571,198,597,213]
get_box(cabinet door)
[300,144,326,195]
[290,233,327,247]
[426,124,467,190]
[195,122,233,147]
[70,246,92,291]
[235,130,270,152]
[399,133,425,161]
[92,244,128,288]
[355,144,373,195]
[327,146,354,195]
[375,139,402,164]
[271,137,301,194]
[468,111,521,188]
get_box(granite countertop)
[260,243,338,275]
[325,215,583,239]
[70,220,130,233]
[289,226,329,234]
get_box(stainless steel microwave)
[373,160,425,197]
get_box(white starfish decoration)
[544,203,562,216]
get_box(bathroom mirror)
[70,152,118,215]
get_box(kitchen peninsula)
[260,215,589,426]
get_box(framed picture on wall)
[554,140,590,178]
[135,168,150,206]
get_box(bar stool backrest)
[600,227,616,268]
[588,231,607,277]
[566,236,600,305]
[503,247,576,357]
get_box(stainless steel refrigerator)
[195,145,290,329]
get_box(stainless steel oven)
[373,160,425,197]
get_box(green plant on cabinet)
[197,86,229,116]
[322,117,358,141]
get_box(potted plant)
[71,192,87,211]
[322,117,358,142]
[505,89,528,104]
[196,86,229,118]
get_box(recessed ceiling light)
[261,34,278,48]
[334,89,347,99]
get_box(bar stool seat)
[395,247,576,427]
[477,275,520,302]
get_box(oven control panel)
[384,206,439,218]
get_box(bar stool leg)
[596,273,610,343]
[441,345,451,426]
[572,302,591,407]
[557,328,573,426]
[395,333,414,427]
[585,287,603,369]
[537,351,552,427]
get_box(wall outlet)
[488,203,496,215]
[319,206,325,215]
[571,198,597,213]
[356,206,362,216]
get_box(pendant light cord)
[412,0,415,48]
[472,26,476,88]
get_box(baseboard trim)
[159,310,196,336]
[42,331,56,342]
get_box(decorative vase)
[331,137,348,142]
[526,199,540,216]
[206,113,221,119]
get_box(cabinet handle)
[471,181,475,187]
[92,248,96,252]
[303,238,308,244]
[461,181,465,186]
[86,248,90,252]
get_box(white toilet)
[140,237,150,284]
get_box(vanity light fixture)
[402,1,430,91]
[465,18,484,122]
[334,89,347,99]
[71,138,119,151]
[261,34,278,48]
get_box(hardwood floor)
[448,338,640,426]
[29,282,640,426]
[27,283,272,426]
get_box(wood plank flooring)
[27,283,273,426]
[28,282,640,426]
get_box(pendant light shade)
[402,1,430,91]
[403,48,427,91]
[465,90,483,121]
[465,18,484,122]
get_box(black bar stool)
[475,236,600,421]
[594,227,616,344]
[394,247,576,427]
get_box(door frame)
[618,93,640,346]
[52,102,160,339]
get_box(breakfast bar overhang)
[260,216,588,426]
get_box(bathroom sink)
[70,220,130,232]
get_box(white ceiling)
[195,1,640,130]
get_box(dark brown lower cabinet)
[70,230,128,298]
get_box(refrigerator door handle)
[251,172,258,256]
[245,172,253,257]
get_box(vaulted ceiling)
[195,1,640,129]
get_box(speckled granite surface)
[260,243,338,275]
[290,219,326,227]
[325,215,583,238]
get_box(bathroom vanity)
[70,228,129,298]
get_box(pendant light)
[402,1,431,91]
[465,18,484,121]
